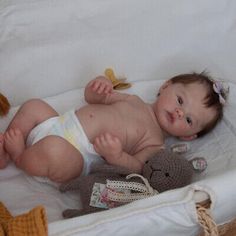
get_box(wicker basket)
[197,199,236,236]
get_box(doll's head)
[170,72,228,137]
[153,72,228,140]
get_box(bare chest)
[77,99,164,153]
[124,116,164,154]
[104,109,163,154]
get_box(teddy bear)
[60,150,197,218]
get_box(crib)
[1,0,236,235]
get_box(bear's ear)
[189,157,208,173]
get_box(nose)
[175,107,184,119]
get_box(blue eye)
[177,96,183,105]
[186,117,192,125]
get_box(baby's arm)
[84,76,130,104]
[93,133,160,173]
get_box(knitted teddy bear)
[60,150,196,218]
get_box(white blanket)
[1,0,236,235]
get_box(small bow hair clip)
[212,81,229,105]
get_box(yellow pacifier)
[105,68,131,90]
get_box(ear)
[189,157,208,173]
[179,134,197,141]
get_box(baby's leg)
[0,99,58,168]
[6,98,58,140]
[5,133,84,183]
[4,128,25,163]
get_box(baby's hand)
[88,76,113,95]
[93,132,123,162]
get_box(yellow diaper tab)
[57,114,80,150]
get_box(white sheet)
[1,0,236,235]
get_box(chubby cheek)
[156,97,173,113]
[174,118,188,128]
[169,120,191,136]
[178,123,195,136]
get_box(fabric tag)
[90,183,122,209]
[90,183,109,209]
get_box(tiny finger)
[97,84,106,94]
[92,81,100,91]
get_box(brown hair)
[169,72,226,137]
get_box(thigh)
[7,99,59,139]
[17,135,84,183]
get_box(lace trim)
[106,174,158,202]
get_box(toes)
[10,128,19,136]
[8,129,14,137]
[5,128,22,141]
[4,130,13,141]
[14,127,21,135]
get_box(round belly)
[75,105,124,143]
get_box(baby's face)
[153,81,216,140]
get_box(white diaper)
[27,109,104,176]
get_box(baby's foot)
[4,128,25,163]
[0,133,9,169]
